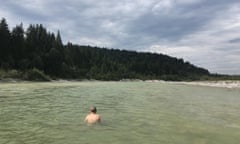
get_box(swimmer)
[84,106,101,124]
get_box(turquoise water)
[0,81,240,144]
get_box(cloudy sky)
[1,0,240,74]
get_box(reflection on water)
[0,81,240,144]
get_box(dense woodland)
[0,18,211,81]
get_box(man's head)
[90,106,97,113]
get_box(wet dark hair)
[90,106,97,113]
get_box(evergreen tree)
[0,18,11,68]
[11,23,25,68]
[55,30,63,49]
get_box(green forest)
[0,18,211,81]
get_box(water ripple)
[0,81,240,144]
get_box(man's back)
[85,113,101,124]
[84,106,101,124]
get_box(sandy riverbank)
[179,81,240,88]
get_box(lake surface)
[0,81,240,144]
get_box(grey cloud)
[229,38,240,43]
[127,0,239,42]
[1,1,47,22]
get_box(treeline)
[0,18,210,81]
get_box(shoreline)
[1,78,240,88]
